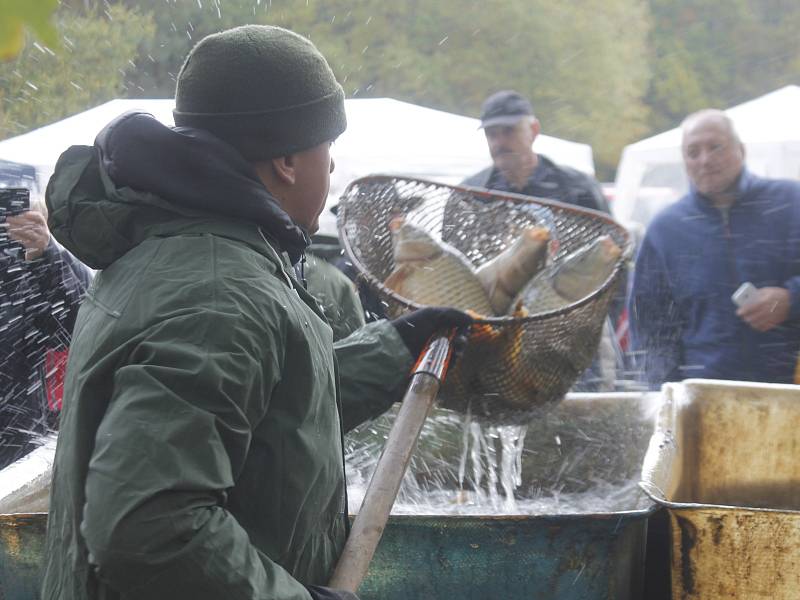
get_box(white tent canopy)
[0,97,596,236]
[613,85,800,233]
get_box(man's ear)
[271,154,297,185]
[530,118,541,141]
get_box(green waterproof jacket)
[304,246,365,342]
[41,115,413,600]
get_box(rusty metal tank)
[0,513,46,600]
[358,509,654,599]
[640,379,800,600]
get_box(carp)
[553,235,622,301]
[441,302,572,420]
[523,235,622,312]
[475,226,550,315]
[384,217,493,316]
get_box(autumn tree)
[4,1,799,176]
[646,0,800,132]
[119,0,652,176]
[0,4,154,138]
[0,0,59,60]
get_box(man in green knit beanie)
[174,25,368,341]
[41,24,471,600]
[174,26,346,160]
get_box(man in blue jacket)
[629,109,800,388]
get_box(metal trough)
[359,510,652,599]
[350,392,659,599]
[1,393,659,599]
[0,513,46,600]
[1,509,654,600]
[640,379,800,599]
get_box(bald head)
[681,109,745,205]
[681,109,741,143]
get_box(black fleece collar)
[95,110,310,264]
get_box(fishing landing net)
[337,175,631,424]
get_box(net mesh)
[338,176,631,423]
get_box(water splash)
[346,394,658,516]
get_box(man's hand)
[736,286,791,332]
[5,211,51,261]
[390,307,473,358]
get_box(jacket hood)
[46,111,310,269]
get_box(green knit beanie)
[173,25,347,160]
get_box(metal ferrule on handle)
[411,333,454,381]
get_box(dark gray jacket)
[462,155,609,214]
[0,238,92,469]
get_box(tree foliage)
[119,0,652,175]
[646,0,800,132]
[0,4,154,138]
[1,1,799,176]
[0,0,59,61]
[289,0,652,175]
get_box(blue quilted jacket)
[629,170,800,388]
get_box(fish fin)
[388,215,405,232]
[600,235,622,260]
[527,226,551,242]
[384,265,411,294]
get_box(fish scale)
[384,220,494,316]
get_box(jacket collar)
[688,169,757,214]
[96,111,310,264]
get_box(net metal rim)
[337,174,632,324]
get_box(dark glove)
[306,584,360,600]
[391,306,473,358]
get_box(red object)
[616,308,630,353]
[44,349,69,412]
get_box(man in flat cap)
[464,90,609,213]
[453,91,617,392]
[41,25,469,600]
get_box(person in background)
[629,109,800,388]
[41,25,470,600]
[304,234,366,341]
[453,90,618,391]
[0,198,92,470]
[462,90,609,213]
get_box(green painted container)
[0,514,47,600]
[2,393,659,599]
[1,509,654,600]
[360,510,654,600]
